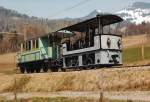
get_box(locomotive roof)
[22,31,71,42]
[59,14,123,32]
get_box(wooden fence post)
[141,44,144,60]
[14,78,17,102]
[99,69,104,102]
[141,37,145,61]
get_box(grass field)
[122,34,150,65]
[0,66,150,92]
[144,46,150,59]
[0,53,16,73]
[123,45,150,64]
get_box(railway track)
[16,64,150,74]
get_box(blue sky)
[0,0,150,19]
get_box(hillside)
[1,1,150,39]
[0,6,74,39]
[0,6,74,54]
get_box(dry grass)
[0,96,6,102]
[0,52,16,73]
[30,97,98,102]
[3,75,31,92]
[23,67,150,92]
[0,67,150,93]
[0,53,16,64]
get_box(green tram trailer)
[17,33,63,73]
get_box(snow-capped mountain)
[80,9,102,20]
[117,2,150,24]
[76,2,150,24]
[62,10,104,24]
[53,2,150,25]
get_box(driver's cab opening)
[62,25,121,51]
[65,27,95,51]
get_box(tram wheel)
[36,68,41,73]
[20,67,25,73]
[26,67,30,73]
[30,68,35,73]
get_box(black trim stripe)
[63,49,122,57]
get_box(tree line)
[122,22,150,37]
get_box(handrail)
[39,47,49,59]
[17,50,41,56]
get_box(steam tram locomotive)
[17,14,123,73]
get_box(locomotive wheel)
[51,67,58,72]
[61,68,66,72]
[20,67,25,73]
[91,66,95,69]
[43,67,48,72]
[58,68,61,72]
[82,66,87,70]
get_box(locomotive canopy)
[17,14,123,73]
[60,14,123,32]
